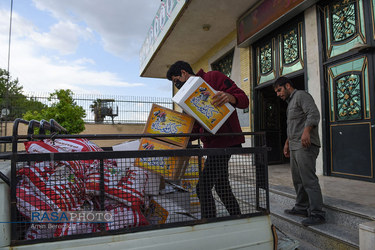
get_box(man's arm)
[301,126,313,148]
[210,72,249,108]
[299,92,320,148]
[300,92,320,127]
[284,138,290,158]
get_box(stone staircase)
[269,184,375,250]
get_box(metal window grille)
[211,50,234,78]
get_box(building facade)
[140,0,375,183]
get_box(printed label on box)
[179,180,200,213]
[185,81,231,130]
[146,199,169,224]
[134,138,188,180]
[183,156,204,178]
[143,104,194,147]
[181,179,198,193]
[172,76,235,134]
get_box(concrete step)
[269,184,375,249]
[276,229,317,250]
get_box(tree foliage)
[0,68,45,120]
[23,89,86,134]
[90,99,117,123]
[90,99,105,123]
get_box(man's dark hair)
[166,61,195,80]
[273,76,295,88]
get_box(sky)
[0,0,172,98]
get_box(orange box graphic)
[134,138,189,180]
[143,104,194,148]
[172,76,234,134]
[183,156,205,178]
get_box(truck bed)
[0,119,275,249]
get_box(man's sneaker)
[284,207,308,217]
[301,215,326,227]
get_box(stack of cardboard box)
[171,76,238,214]
[180,156,205,213]
[114,75,238,222]
[114,85,235,222]
[114,103,198,223]
[135,103,194,180]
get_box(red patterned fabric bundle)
[17,138,151,239]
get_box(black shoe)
[302,215,326,227]
[284,207,308,217]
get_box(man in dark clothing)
[166,61,249,219]
[273,76,326,227]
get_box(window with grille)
[211,49,234,78]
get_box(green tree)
[90,99,105,123]
[23,89,86,134]
[0,68,45,120]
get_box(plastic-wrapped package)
[17,138,152,240]
[87,166,149,208]
[17,161,86,212]
[16,179,53,220]
[24,138,103,153]
[104,199,149,231]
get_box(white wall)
[304,5,323,175]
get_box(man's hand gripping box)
[172,76,234,134]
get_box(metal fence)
[9,92,173,124]
[1,119,270,246]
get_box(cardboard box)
[144,170,163,196]
[112,139,140,168]
[145,190,193,224]
[189,195,201,213]
[112,139,140,151]
[183,156,205,178]
[181,178,201,213]
[143,104,194,147]
[145,198,194,225]
[172,76,235,134]
[158,186,191,211]
[145,198,169,224]
[181,178,198,193]
[134,138,189,180]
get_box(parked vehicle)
[0,119,276,249]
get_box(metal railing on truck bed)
[0,119,270,246]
